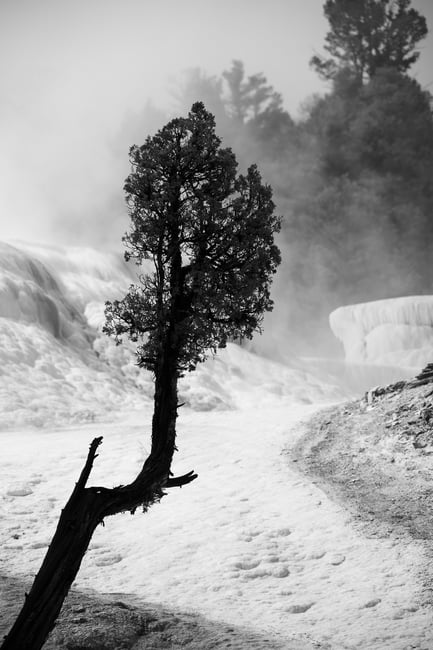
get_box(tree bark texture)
[2,182,196,649]
[2,378,196,650]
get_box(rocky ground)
[291,373,433,544]
[290,369,433,609]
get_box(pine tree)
[1,103,281,650]
[311,0,427,82]
[222,59,284,123]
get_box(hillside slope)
[291,371,433,578]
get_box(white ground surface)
[1,241,432,649]
[330,296,433,369]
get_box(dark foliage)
[104,102,281,373]
[311,0,427,82]
[306,67,433,180]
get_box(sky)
[1,0,433,247]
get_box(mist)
[0,0,330,247]
[1,0,433,358]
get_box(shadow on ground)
[0,574,322,649]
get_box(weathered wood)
[1,439,107,650]
[1,428,196,649]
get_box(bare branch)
[165,470,198,488]
[73,436,103,494]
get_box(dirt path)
[290,380,433,597]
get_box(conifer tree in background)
[174,61,297,164]
[291,0,433,343]
[1,102,281,650]
[222,59,284,123]
[311,0,427,82]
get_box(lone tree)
[2,102,281,650]
[311,0,427,82]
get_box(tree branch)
[73,436,103,494]
[165,470,198,488]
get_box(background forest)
[121,0,433,355]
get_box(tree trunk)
[2,190,193,649]
[1,368,196,650]
[1,445,106,650]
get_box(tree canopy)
[222,59,284,123]
[305,67,433,179]
[104,102,281,374]
[311,0,427,81]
